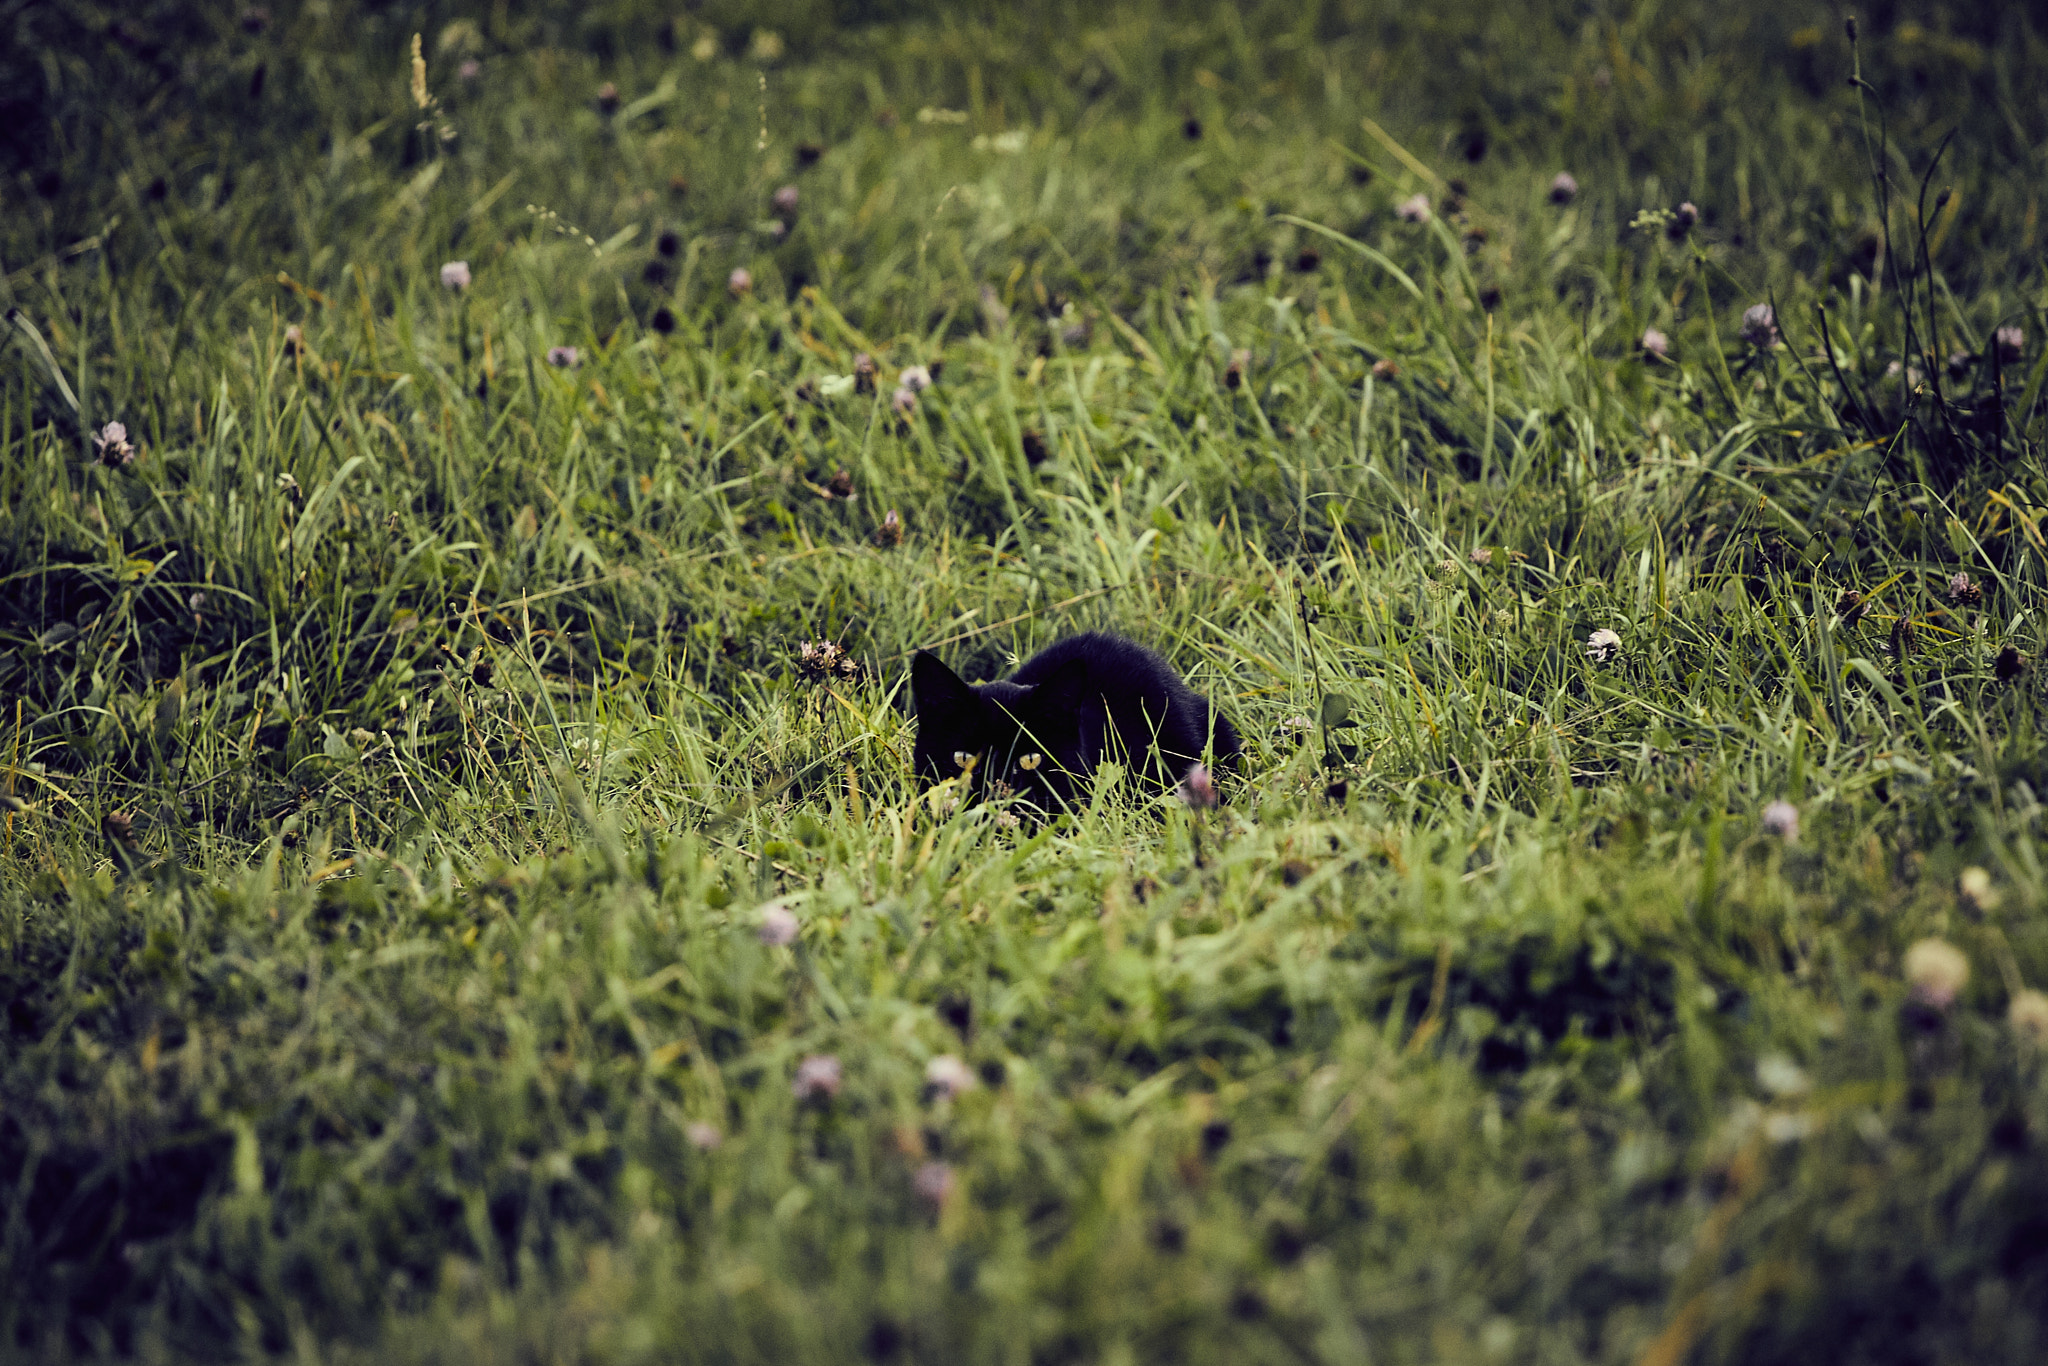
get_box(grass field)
[4,1,2048,1360]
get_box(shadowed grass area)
[4,0,2048,1361]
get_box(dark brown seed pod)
[1836,591,1869,626]
[1891,615,1917,659]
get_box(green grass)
[4,1,2048,1361]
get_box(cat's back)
[1009,631,1183,698]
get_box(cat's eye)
[1017,752,1042,771]
[952,750,977,771]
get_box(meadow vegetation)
[4,1,2048,1360]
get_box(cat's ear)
[911,651,977,718]
[1028,657,1091,715]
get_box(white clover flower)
[93,421,137,466]
[1585,628,1622,663]
[439,260,471,291]
[1760,801,1800,842]
[1640,328,1669,358]
[547,345,579,368]
[727,267,753,297]
[1177,764,1219,810]
[771,185,799,216]
[685,1121,723,1151]
[1395,193,1431,223]
[1903,938,1970,1010]
[1755,1052,1810,1098]
[1995,326,2025,364]
[1549,172,1579,204]
[898,364,932,392]
[793,1053,842,1101]
[2009,989,2048,1048]
[1958,866,2001,912]
[891,385,918,415]
[924,1054,977,1100]
[756,901,799,946]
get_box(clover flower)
[547,346,579,368]
[772,185,799,216]
[439,260,471,291]
[1395,193,1431,223]
[1549,172,1579,204]
[1958,867,2001,913]
[1177,764,1219,810]
[793,1054,842,1101]
[1641,328,1669,359]
[1995,326,2025,364]
[2009,990,2048,1049]
[1739,303,1780,349]
[1903,938,1969,1010]
[1584,627,1622,662]
[912,1161,955,1208]
[795,639,860,684]
[1371,358,1399,380]
[891,385,918,415]
[1668,202,1698,239]
[727,267,752,297]
[875,508,904,548]
[1761,801,1800,842]
[1946,573,1982,607]
[94,421,137,466]
[685,1121,724,1151]
[924,1054,977,1100]
[899,364,932,393]
[757,901,799,946]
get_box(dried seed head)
[875,508,904,547]
[282,324,304,356]
[102,811,138,848]
[547,345,580,368]
[1835,591,1869,626]
[852,352,876,393]
[1890,615,1917,659]
[651,306,676,335]
[1224,348,1251,389]
[1549,171,1579,204]
[794,639,859,683]
[1021,429,1050,465]
[1947,572,1982,607]
[826,468,854,499]
[1371,358,1400,380]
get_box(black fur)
[910,632,1239,810]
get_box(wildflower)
[276,471,303,504]
[188,590,208,620]
[826,468,854,499]
[1549,172,1579,204]
[793,1054,842,1101]
[1667,201,1698,239]
[912,1161,955,1208]
[875,508,904,548]
[795,639,860,684]
[1959,866,2001,913]
[727,267,752,297]
[1395,193,1431,223]
[1903,938,1969,1010]
[2009,990,2048,1048]
[1996,645,2029,683]
[1947,572,1982,607]
[1178,765,1219,810]
[993,810,1021,831]
[596,82,619,114]
[1947,350,1974,379]
[1835,590,1869,626]
[457,57,481,81]
[757,901,800,946]
[1755,1053,1810,1098]
[685,1121,723,1151]
[547,345,579,368]
[1585,627,1622,663]
[1225,348,1251,389]
[1371,358,1400,380]
[891,385,918,415]
[1641,328,1669,358]
[439,260,471,291]
[283,324,304,356]
[1738,303,1780,349]
[1995,326,2025,364]
[93,421,136,466]
[772,185,799,216]
[853,352,876,394]
[924,1054,977,1100]
[1469,547,1494,565]
[898,364,932,394]
[1761,801,1800,842]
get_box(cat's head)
[910,651,1088,810]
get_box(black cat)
[910,631,1240,810]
